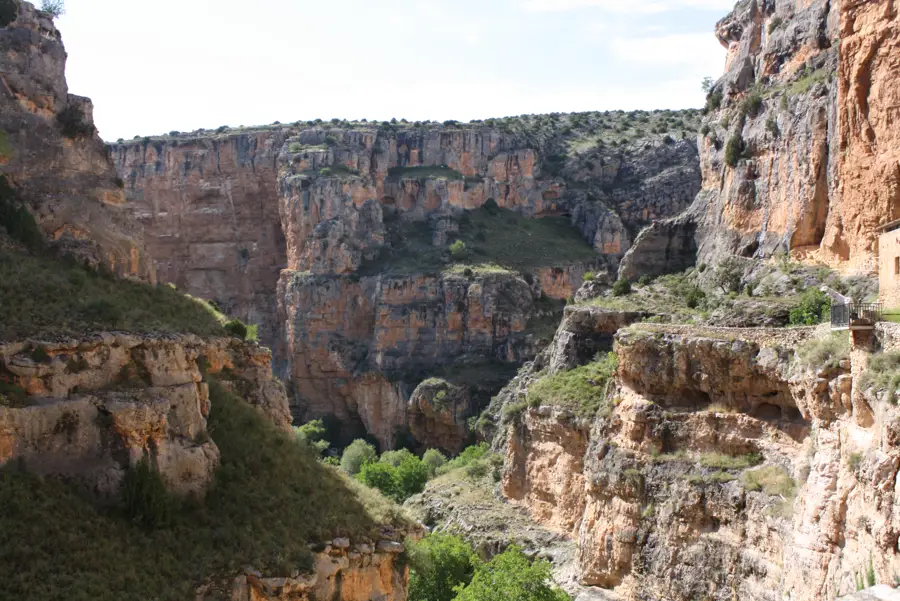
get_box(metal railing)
[831,302,883,329]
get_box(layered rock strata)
[0,333,290,494]
[624,0,900,276]
[0,1,152,279]
[489,313,900,601]
[115,116,700,447]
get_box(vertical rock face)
[491,316,900,601]
[627,0,899,275]
[115,119,700,448]
[113,131,289,346]
[0,1,152,279]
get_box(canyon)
[2,0,900,599]
[112,112,703,450]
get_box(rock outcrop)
[487,313,900,601]
[625,0,900,276]
[223,538,409,601]
[0,1,152,279]
[0,333,290,494]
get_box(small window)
[895,256,899,275]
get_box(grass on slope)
[0,381,410,601]
[0,248,227,340]
[359,204,597,277]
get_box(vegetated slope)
[0,176,225,341]
[0,381,410,601]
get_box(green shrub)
[293,419,330,455]
[394,455,429,500]
[638,274,652,286]
[223,319,248,340]
[0,0,17,27]
[422,449,447,478]
[725,134,744,167]
[858,351,900,404]
[356,462,399,501]
[741,465,796,497]
[704,90,723,114]
[766,114,780,137]
[453,546,570,601]
[794,333,850,373]
[380,448,417,468]
[583,272,595,282]
[527,352,618,418]
[340,439,377,476]
[119,459,174,529]
[768,15,783,33]
[741,91,763,117]
[449,240,469,261]
[847,452,863,472]
[408,533,479,601]
[788,288,830,325]
[612,278,632,296]
[57,104,93,139]
[440,443,492,475]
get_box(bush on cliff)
[356,450,430,502]
[57,104,94,139]
[794,332,850,373]
[0,176,44,252]
[612,278,632,296]
[526,352,618,419]
[422,449,448,477]
[858,351,900,404]
[724,133,744,167]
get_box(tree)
[789,288,830,325]
[380,448,417,468]
[449,240,468,261]
[394,455,429,500]
[408,534,479,601]
[701,77,715,94]
[452,547,570,601]
[40,0,64,18]
[340,439,377,475]
[357,462,399,500]
[422,449,447,477]
[293,419,329,455]
[713,257,743,294]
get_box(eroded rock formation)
[487,309,900,600]
[0,333,290,494]
[115,116,701,447]
[0,1,152,279]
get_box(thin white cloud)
[523,0,735,14]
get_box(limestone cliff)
[624,0,900,276]
[0,333,290,494]
[0,1,152,279]
[487,308,900,600]
[115,117,701,449]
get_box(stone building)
[878,222,900,309]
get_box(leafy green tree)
[380,448,417,468]
[452,547,570,601]
[422,449,447,477]
[789,288,831,325]
[357,462,399,500]
[449,240,468,261]
[293,419,329,455]
[713,257,743,294]
[612,278,632,297]
[409,534,479,601]
[395,455,429,500]
[340,439,377,475]
[41,0,64,18]
[0,0,18,27]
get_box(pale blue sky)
[56,0,734,141]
